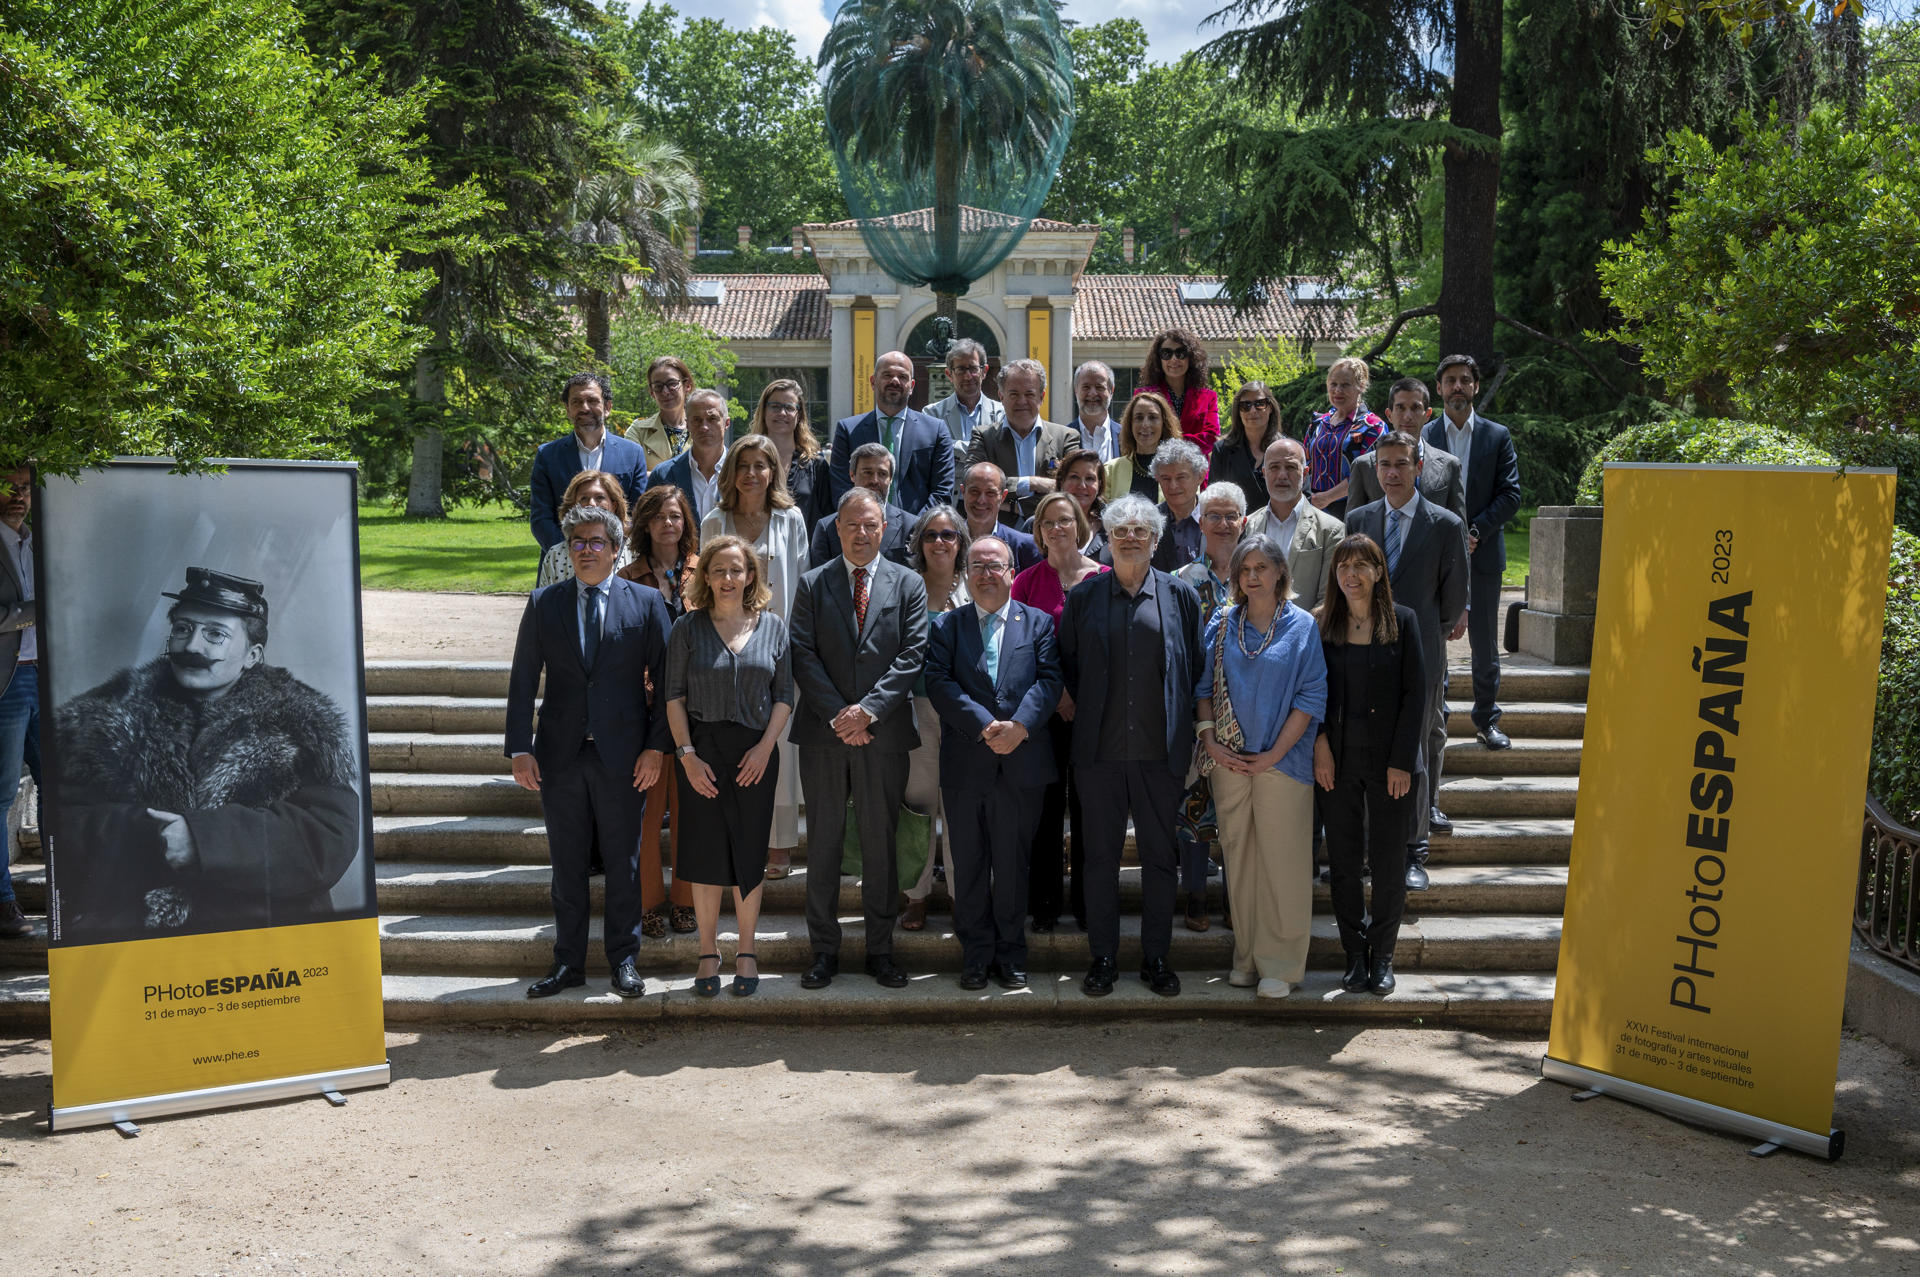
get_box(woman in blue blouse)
[1194,533,1327,999]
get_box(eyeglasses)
[1110,526,1153,542]
[923,528,960,543]
[1200,511,1240,526]
[968,560,1011,575]
[1161,346,1189,361]
[569,537,611,553]
[649,380,684,394]
[765,401,800,415]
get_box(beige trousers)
[1211,767,1315,982]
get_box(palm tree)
[567,107,702,363]
[818,0,1073,331]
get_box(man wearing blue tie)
[925,537,1063,990]
[827,350,956,515]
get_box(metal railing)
[1858,797,1920,974]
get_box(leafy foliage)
[1574,417,1842,504]
[607,309,739,422]
[1825,429,1920,537]
[1,0,471,473]
[1214,337,1316,416]
[1874,526,1920,826]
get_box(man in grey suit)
[965,358,1083,523]
[1350,378,1470,537]
[790,487,930,990]
[1245,437,1346,615]
[1344,431,1469,892]
[923,338,1004,449]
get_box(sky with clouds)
[695,0,1225,68]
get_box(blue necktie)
[584,584,603,668]
[982,611,1002,685]
[1386,509,1404,576]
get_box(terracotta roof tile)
[1072,275,1357,344]
[663,275,830,341]
[802,212,1102,233]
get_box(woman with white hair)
[1147,437,1209,574]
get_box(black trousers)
[1467,567,1504,730]
[1076,761,1184,963]
[539,738,647,969]
[800,741,909,960]
[1029,715,1087,924]
[945,782,1042,969]
[1323,739,1415,958]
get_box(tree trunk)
[585,287,611,365]
[404,323,448,518]
[933,111,962,282]
[1439,0,1503,374]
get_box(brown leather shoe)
[900,897,928,931]
[1183,893,1210,933]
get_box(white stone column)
[873,294,902,360]
[1049,295,1075,424]
[828,294,856,422]
[1001,295,1030,377]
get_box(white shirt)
[1268,494,1306,553]
[575,431,605,474]
[689,455,722,520]
[1079,415,1118,463]
[0,522,32,662]
[1445,413,1474,495]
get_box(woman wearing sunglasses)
[1134,329,1220,458]
[1211,381,1285,513]
[896,505,972,929]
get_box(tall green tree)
[567,107,701,364]
[302,0,623,516]
[1,0,468,473]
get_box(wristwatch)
[676,744,696,758]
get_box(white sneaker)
[1256,978,1291,999]
[1228,969,1258,988]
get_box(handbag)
[1194,609,1248,781]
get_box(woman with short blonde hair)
[1304,356,1386,519]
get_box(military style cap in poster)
[37,460,387,1131]
[1545,463,1895,1160]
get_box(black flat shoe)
[801,955,837,989]
[1082,957,1117,997]
[1341,951,1371,993]
[1139,957,1181,997]
[958,965,989,991]
[1429,807,1453,834]
[865,956,909,988]
[611,957,646,998]
[527,964,585,999]
[694,953,722,998]
[1368,956,1396,995]
[731,952,759,997]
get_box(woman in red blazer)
[1135,328,1220,458]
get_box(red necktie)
[853,565,869,632]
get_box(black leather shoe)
[1139,957,1181,997]
[1477,725,1512,750]
[1082,957,1117,997]
[1368,956,1396,995]
[801,955,837,989]
[1031,916,1057,934]
[611,957,646,998]
[1405,860,1430,892]
[992,963,1028,991]
[958,965,989,991]
[1316,864,1331,884]
[527,964,586,999]
[865,956,909,988]
[1429,807,1453,834]
[1341,951,1371,993]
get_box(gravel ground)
[3,1024,1917,1276]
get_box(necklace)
[1235,604,1284,658]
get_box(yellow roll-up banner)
[852,306,876,416]
[1546,463,1895,1157]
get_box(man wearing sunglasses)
[507,504,673,1000]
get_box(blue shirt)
[1194,602,1327,785]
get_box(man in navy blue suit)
[1423,355,1523,750]
[643,388,730,524]
[506,505,672,999]
[828,350,956,515]
[529,373,652,553]
[925,536,1062,990]
[958,462,1042,571]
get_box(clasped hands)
[831,703,875,746]
[1203,736,1280,777]
[979,719,1028,755]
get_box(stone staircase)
[0,660,1586,1031]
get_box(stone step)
[1426,818,1573,865]
[1476,701,1586,740]
[1439,737,1579,777]
[369,911,1561,977]
[363,660,1590,706]
[0,970,1556,1032]
[1434,775,1578,818]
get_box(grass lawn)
[358,502,539,594]
[1503,506,1534,589]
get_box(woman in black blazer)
[1312,533,1426,995]
[1208,381,1284,513]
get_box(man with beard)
[51,569,360,944]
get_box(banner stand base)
[1541,1056,1843,1162]
[50,1062,389,1133]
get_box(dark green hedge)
[1825,429,1920,537]
[1874,528,1920,829]
[1575,417,1842,503]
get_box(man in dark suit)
[1345,432,1469,892]
[1059,493,1206,998]
[958,462,1042,571]
[530,373,652,553]
[1424,355,1523,750]
[506,505,671,998]
[643,388,730,524]
[925,536,1063,990]
[810,443,914,568]
[790,487,930,989]
[828,350,956,515]
[1350,377,1470,536]
[964,358,1084,522]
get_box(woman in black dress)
[1312,533,1426,996]
[752,378,833,528]
[664,534,796,997]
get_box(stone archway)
[900,305,1005,408]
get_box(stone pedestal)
[1518,505,1602,666]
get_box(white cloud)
[744,0,1221,66]
[688,0,832,59]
